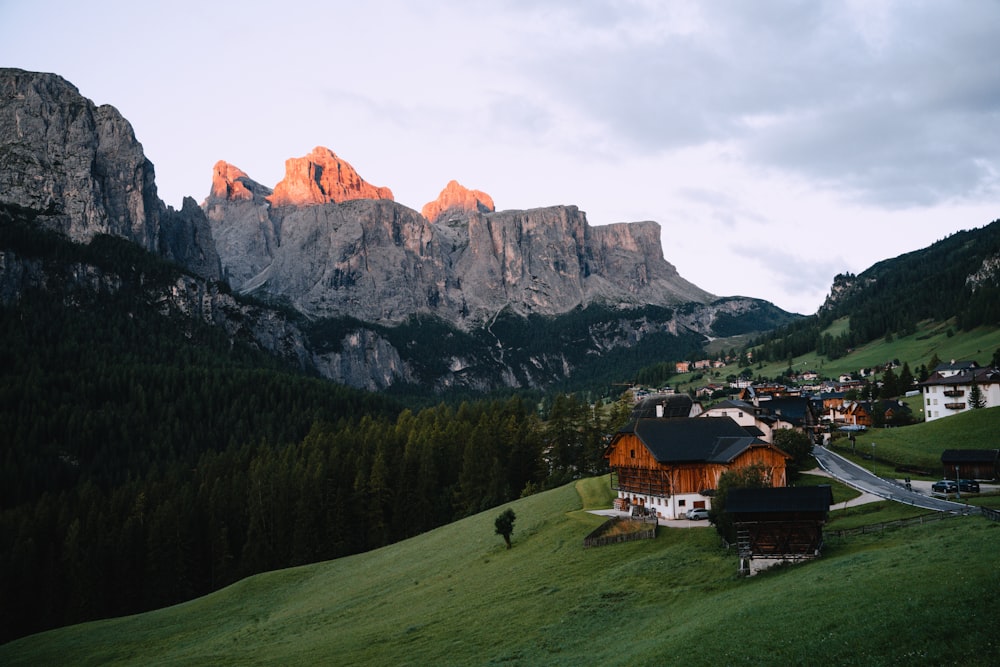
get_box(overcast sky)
[3,1,998,315]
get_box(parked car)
[686,508,710,520]
[931,480,958,493]
[959,479,980,493]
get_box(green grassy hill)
[831,405,1000,473]
[678,320,1000,398]
[3,477,998,666]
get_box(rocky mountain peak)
[209,161,272,202]
[266,146,393,208]
[421,180,495,222]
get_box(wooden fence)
[980,506,1000,522]
[828,510,964,538]
[583,516,657,548]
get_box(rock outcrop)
[421,180,495,223]
[203,161,276,287]
[0,68,221,280]
[266,147,393,208]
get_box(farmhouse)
[604,415,791,520]
[727,485,834,576]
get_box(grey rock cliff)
[206,157,716,327]
[0,68,220,280]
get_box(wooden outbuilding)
[604,416,791,520]
[727,485,834,576]
[940,449,999,480]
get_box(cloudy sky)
[2,1,998,315]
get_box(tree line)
[746,219,1000,365]
[0,265,627,643]
[1,387,625,643]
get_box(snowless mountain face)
[204,148,716,328]
[1,67,799,392]
[0,68,221,281]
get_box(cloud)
[499,0,1000,209]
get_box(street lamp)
[871,442,876,477]
[956,464,961,500]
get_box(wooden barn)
[604,417,791,520]
[727,485,834,576]
[941,449,999,480]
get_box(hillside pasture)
[831,406,1000,474]
[3,477,999,666]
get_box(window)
[678,499,687,507]
[630,449,635,459]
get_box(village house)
[919,362,1000,421]
[700,399,776,443]
[819,398,913,428]
[604,402,791,520]
[695,383,727,399]
[723,391,820,440]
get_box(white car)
[686,508,710,520]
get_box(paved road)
[811,445,975,514]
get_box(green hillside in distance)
[3,477,998,666]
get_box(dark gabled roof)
[932,360,979,373]
[726,486,834,514]
[941,449,999,464]
[706,399,755,412]
[629,417,785,464]
[754,396,814,425]
[920,368,1000,387]
[630,393,694,420]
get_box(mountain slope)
[749,218,1000,364]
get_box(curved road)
[811,445,976,514]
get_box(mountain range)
[0,67,798,393]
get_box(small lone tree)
[709,463,771,543]
[494,508,516,549]
[773,429,812,482]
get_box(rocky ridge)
[0,68,798,392]
[205,153,716,328]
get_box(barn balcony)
[943,390,965,398]
[610,468,671,498]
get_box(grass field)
[3,475,999,666]
[830,405,1000,473]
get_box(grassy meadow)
[830,405,1000,474]
[3,474,999,666]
